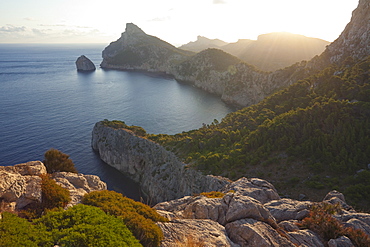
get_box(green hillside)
[149,56,370,211]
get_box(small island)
[75,55,96,72]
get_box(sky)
[0,0,359,46]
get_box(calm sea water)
[0,43,234,200]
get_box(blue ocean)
[0,43,234,200]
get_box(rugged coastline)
[91,121,229,204]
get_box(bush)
[0,212,51,247]
[297,202,370,247]
[34,204,141,247]
[197,191,225,198]
[82,190,167,247]
[40,174,70,210]
[43,148,77,173]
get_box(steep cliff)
[100,1,368,108]
[91,121,229,203]
[101,23,193,73]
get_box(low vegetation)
[43,148,77,173]
[297,202,370,247]
[147,56,370,210]
[82,190,168,247]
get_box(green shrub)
[34,204,141,247]
[40,174,70,210]
[82,190,167,247]
[0,212,51,247]
[43,148,77,173]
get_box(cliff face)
[100,1,369,108]
[91,122,229,204]
[0,161,106,209]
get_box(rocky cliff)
[91,121,229,204]
[101,23,193,73]
[100,1,369,108]
[0,161,106,209]
[155,179,370,246]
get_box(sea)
[0,43,234,200]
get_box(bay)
[0,43,234,200]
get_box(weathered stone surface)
[53,172,107,206]
[155,193,275,226]
[223,177,280,204]
[288,229,324,247]
[157,219,238,247]
[92,122,230,204]
[278,220,300,232]
[75,55,96,71]
[0,161,106,209]
[226,194,276,226]
[328,236,354,247]
[323,190,352,210]
[264,198,311,222]
[0,161,43,209]
[225,219,295,247]
[14,161,47,175]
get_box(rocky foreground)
[0,161,106,210]
[155,178,370,246]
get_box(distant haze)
[0,0,358,45]
[180,32,330,71]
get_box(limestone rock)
[278,220,300,232]
[0,161,106,209]
[328,236,354,247]
[92,122,230,204]
[288,229,324,247]
[157,219,238,247]
[75,55,96,71]
[155,193,275,226]
[225,218,295,247]
[223,177,280,204]
[53,172,107,206]
[264,198,311,222]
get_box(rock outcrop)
[0,161,106,209]
[75,55,96,71]
[91,121,230,204]
[155,185,370,247]
[100,1,369,108]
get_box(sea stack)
[75,55,96,71]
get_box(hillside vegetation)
[148,56,370,211]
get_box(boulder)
[157,219,238,247]
[75,55,96,71]
[222,177,280,204]
[225,218,295,247]
[288,229,324,247]
[264,198,311,222]
[0,161,106,209]
[53,172,107,206]
[328,236,354,247]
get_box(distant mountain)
[101,23,193,72]
[180,33,329,71]
[226,33,329,71]
[101,0,369,108]
[178,36,228,53]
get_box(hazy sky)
[0,0,359,46]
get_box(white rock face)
[75,55,96,71]
[0,161,106,209]
[91,122,230,204]
[157,219,238,247]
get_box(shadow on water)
[90,150,144,202]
